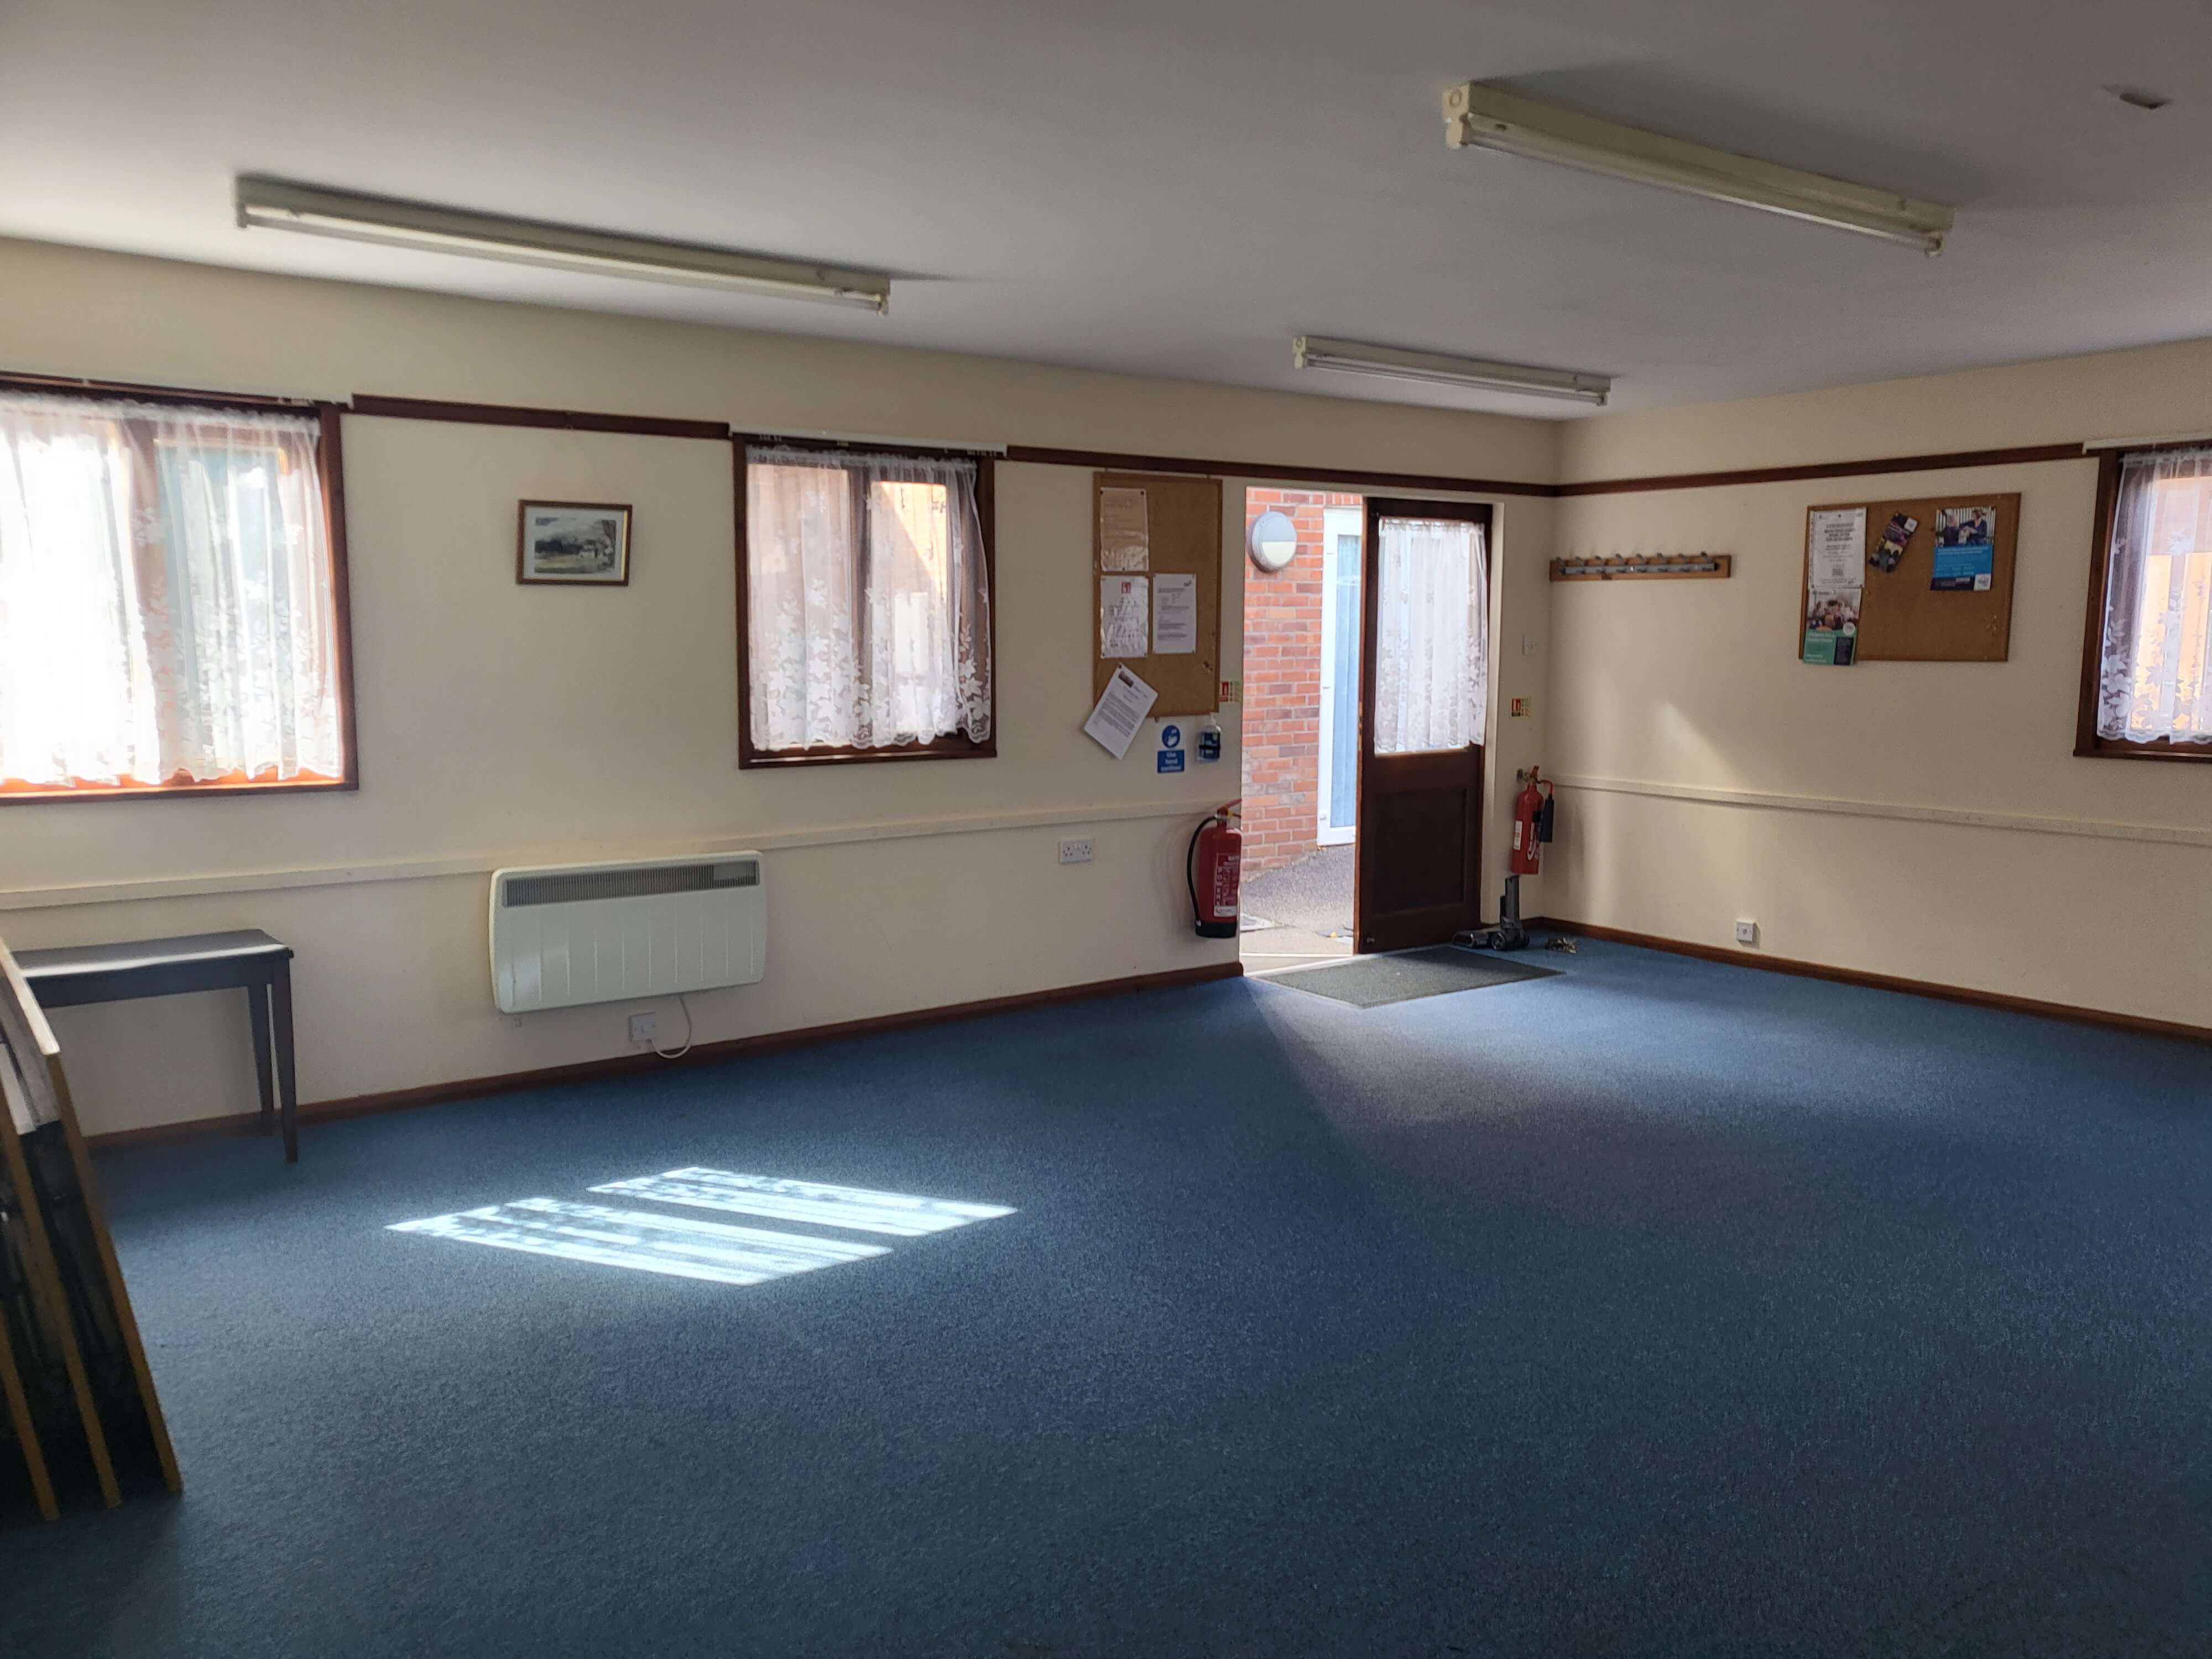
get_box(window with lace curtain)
[739,441,994,766]
[2078,444,2212,761]
[0,387,354,801]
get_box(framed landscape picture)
[517,500,632,586]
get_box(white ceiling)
[3,0,2206,418]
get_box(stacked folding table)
[0,937,179,1523]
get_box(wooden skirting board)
[81,920,2212,1154]
[84,961,1244,1151]
[1527,917,2212,1047]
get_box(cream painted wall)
[1486,495,1558,919]
[0,239,1558,486]
[0,238,1558,1133]
[1548,341,2212,1026]
[1559,337,2212,482]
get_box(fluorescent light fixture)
[235,176,892,311]
[2084,430,2212,451]
[1293,335,1610,405]
[1442,83,1953,255]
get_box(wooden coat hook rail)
[1550,554,1732,582]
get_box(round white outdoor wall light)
[1247,509,1298,572]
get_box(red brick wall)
[1240,489,1360,875]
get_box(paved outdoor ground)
[1240,845,1353,972]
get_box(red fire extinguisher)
[1188,801,1243,938]
[1510,768,1554,876]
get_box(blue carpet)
[4,938,2208,1657]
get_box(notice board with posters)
[1799,491,2020,663]
[1092,471,1222,716]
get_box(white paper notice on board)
[1083,664,1159,758]
[1099,487,1149,572]
[1152,572,1198,654]
[1100,576,1149,658]
[1808,507,1867,588]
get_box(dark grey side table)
[15,931,299,1163]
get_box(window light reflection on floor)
[588,1168,1016,1235]
[389,1173,1014,1286]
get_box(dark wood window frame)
[734,434,998,770]
[2075,442,2212,764]
[0,373,359,805]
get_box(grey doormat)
[1262,945,1559,1008]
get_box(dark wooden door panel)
[1366,785,1472,914]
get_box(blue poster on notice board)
[1930,504,1996,591]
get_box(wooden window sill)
[2073,740,2212,764]
[738,739,995,770]
[0,775,357,805]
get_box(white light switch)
[1521,632,1539,656]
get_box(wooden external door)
[1354,497,1491,953]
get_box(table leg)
[272,961,299,1166]
[248,982,276,1136]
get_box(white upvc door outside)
[1315,507,1363,846]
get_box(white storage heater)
[489,852,765,1014]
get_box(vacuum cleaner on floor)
[1457,767,1552,952]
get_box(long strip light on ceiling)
[1293,336,1611,405]
[234,176,893,312]
[1442,84,1954,255]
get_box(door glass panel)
[1326,530,1361,832]
[1373,516,1488,755]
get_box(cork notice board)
[1802,491,2020,662]
[1092,471,1222,716]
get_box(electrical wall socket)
[1058,837,1094,864]
[1734,919,1759,947]
[628,1011,657,1046]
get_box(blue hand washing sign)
[1160,724,1181,748]
[1157,749,1186,774]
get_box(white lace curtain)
[745,445,991,752]
[0,394,343,792]
[2096,446,2212,745]
[1373,515,1488,754]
